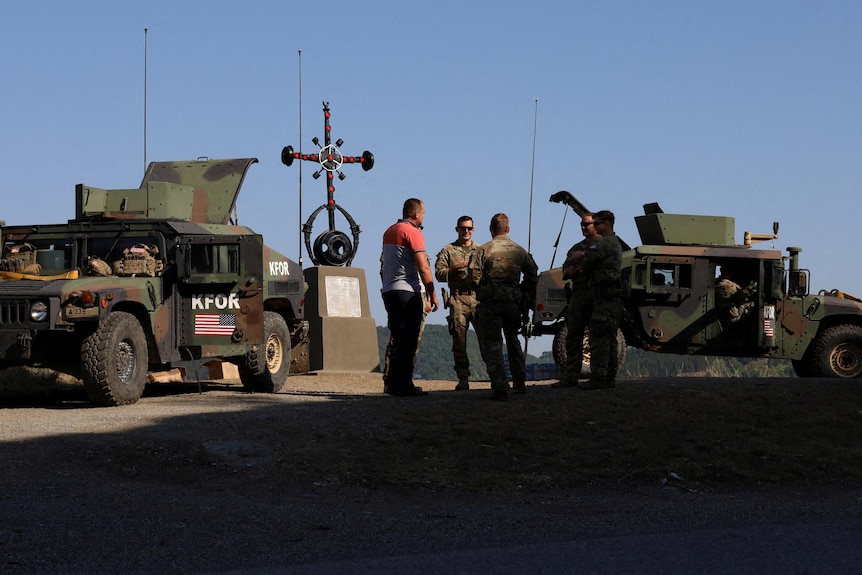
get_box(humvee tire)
[240,311,290,393]
[806,324,862,378]
[552,323,626,374]
[81,311,149,406]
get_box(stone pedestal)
[303,266,380,372]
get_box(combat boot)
[455,379,470,391]
[513,381,526,394]
[576,377,615,390]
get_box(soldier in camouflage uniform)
[473,213,538,400]
[573,210,623,389]
[715,265,758,328]
[552,212,600,388]
[435,216,482,390]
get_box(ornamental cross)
[281,102,374,266]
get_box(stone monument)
[282,102,380,372]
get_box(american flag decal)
[194,313,236,336]
[763,318,774,338]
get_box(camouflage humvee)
[531,192,862,378]
[0,158,308,405]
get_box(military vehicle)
[0,158,308,405]
[530,192,862,378]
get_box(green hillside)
[375,325,794,381]
[376,324,554,381]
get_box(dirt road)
[2,374,862,574]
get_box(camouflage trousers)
[563,288,593,382]
[447,293,478,380]
[475,298,525,393]
[587,296,623,380]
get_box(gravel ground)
[2,373,862,574]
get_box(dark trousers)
[382,290,423,394]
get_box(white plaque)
[325,275,362,317]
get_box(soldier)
[552,212,600,388]
[435,216,482,390]
[715,266,758,327]
[574,210,624,390]
[474,213,538,400]
[380,198,439,397]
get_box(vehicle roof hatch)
[141,157,259,224]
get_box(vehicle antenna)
[549,207,569,269]
[527,99,538,253]
[143,28,148,176]
[524,99,539,355]
[297,49,304,267]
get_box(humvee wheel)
[240,311,290,393]
[81,311,148,406]
[552,323,626,373]
[807,324,862,378]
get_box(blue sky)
[2,1,860,354]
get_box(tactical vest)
[0,243,39,273]
[113,244,163,277]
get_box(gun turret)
[75,158,258,225]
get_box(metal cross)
[281,102,374,266]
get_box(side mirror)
[788,269,808,297]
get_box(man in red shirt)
[381,198,440,396]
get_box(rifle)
[520,285,535,339]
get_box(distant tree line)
[376,326,795,381]
[377,324,491,381]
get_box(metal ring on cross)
[318,144,343,172]
[312,230,353,266]
[302,203,362,266]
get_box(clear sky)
[2,1,860,355]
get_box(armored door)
[175,234,264,357]
[628,256,715,353]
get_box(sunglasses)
[458,226,474,231]
[580,222,594,227]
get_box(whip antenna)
[143,28,148,175]
[297,50,303,266]
[549,207,570,269]
[523,99,539,356]
[527,99,538,253]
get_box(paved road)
[230,517,862,574]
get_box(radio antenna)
[143,28,148,175]
[527,99,538,253]
[524,99,539,355]
[297,49,304,266]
